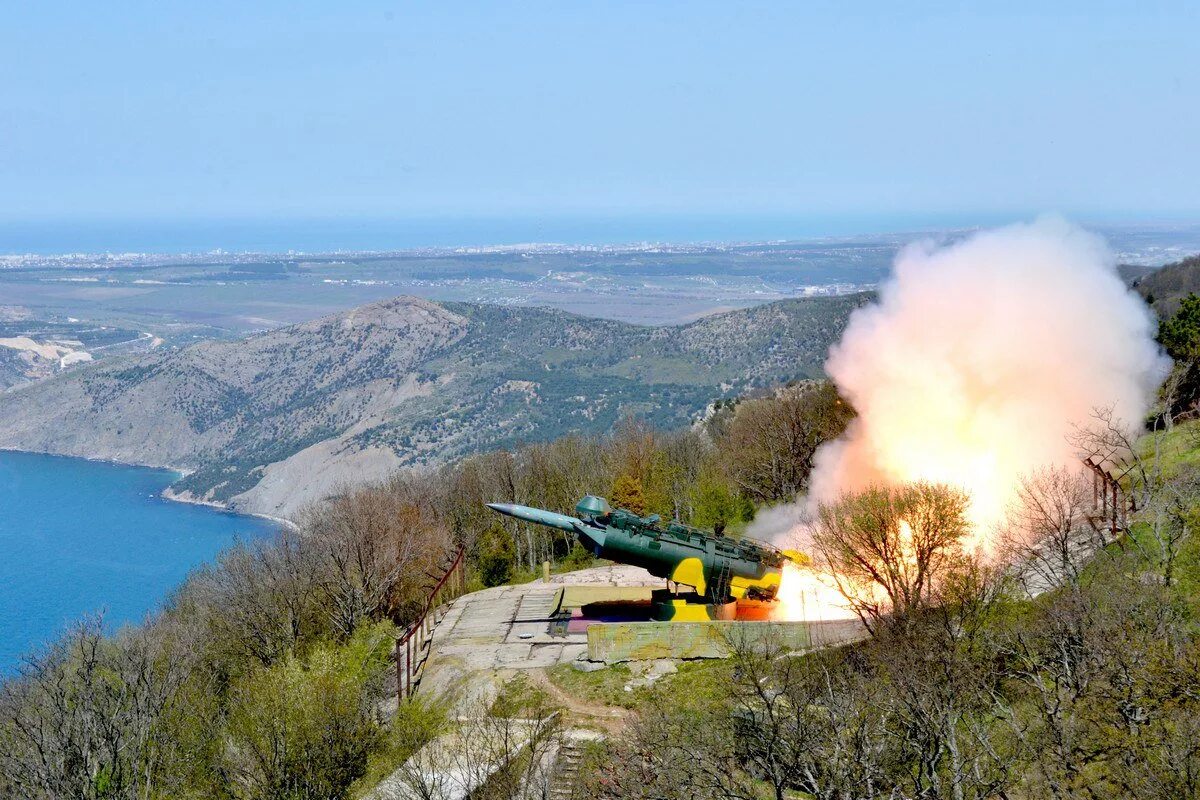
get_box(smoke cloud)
[767,217,1170,552]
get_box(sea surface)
[0,212,1027,255]
[0,451,277,674]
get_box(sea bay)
[0,450,277,673]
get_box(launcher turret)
[487,495,806,609]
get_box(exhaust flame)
[766,218,1168,620]
[775,562,858,622]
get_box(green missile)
[485,503,607,548]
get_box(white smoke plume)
[766,217,1170,553]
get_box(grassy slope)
[1137,418,1200,479]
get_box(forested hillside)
[1133,253,1200,315]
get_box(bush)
[475,524,516,587]
[222,622,394,800]
[560,541,595,571]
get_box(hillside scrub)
[0,472,452,800]
[812,482,972,633]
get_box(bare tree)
[721,382,853,504]
[304,476,452,636]
[179,530,321,667]
[592,693,757,800]
[0,618,196,800]
[877,558,1019,800]
[722,629,893,800]
[1001,467,1108,593]
[658,428,713,522]
[1070,405,1158,522]
[812,482,970,633]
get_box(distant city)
[2,222,1198,395]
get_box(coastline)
[161,486,297,531]
[0,447,296,530]
[0,447,286,675]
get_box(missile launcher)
[487,495,807,619]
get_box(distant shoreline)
[2,216,1198,261]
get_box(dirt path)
[526,668,631,734]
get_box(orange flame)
[772,562,859,622]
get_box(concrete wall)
[586,619,867,663]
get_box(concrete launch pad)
[416,564,866,704]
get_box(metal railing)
[396,545,466,701]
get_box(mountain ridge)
[0,294,866,517]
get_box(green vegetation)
[1156,292,1200,422]
[547,659,732,715]
[547,663,646,709]
[1137,417,1200,478]
[223,624,395,800]
[490,673,556,718]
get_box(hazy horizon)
[5,213,1200,257]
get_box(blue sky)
[2,1,1198,227]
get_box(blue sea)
[0,451,278,674]
[0,213,1028,255]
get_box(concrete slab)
[541,564,662,587]
[495,644,534,665]
[417,566,669,705]
[523,644,566,668]
[367,716,548,800]
[560,643,589,662]
[416,564,861,708]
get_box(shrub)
[222,622,394,800]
